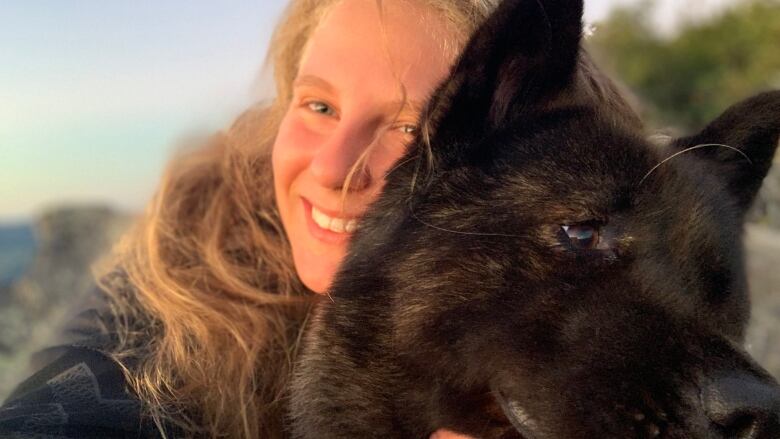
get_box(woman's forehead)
[296,0,456,98]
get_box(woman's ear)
[424,0,584,145]
[670,91,780,212]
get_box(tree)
[588,0,780,130]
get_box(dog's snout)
[701,373,780,438]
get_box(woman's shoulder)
[0,343,161,438]
[0,279,175,438]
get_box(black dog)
[290,0,780,437]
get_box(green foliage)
[588,0,780,130]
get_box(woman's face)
[272,0,455,293]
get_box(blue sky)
[1,1,286,223]
[0,0,738,223]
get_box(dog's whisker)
[409,209,522,238]
[639,143,752,187]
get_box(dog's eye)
[561,224,601,250]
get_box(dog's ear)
[670,91,780,213]
[425,0,584,143]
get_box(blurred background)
[1,0,778,399]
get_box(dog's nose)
[701,373,780,438]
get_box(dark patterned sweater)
[0,297,178,438]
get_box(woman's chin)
[293,249,342,294]
[300,272,335,295]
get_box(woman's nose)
[309,120,376,192]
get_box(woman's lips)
[302,198,357,245]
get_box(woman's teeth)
[311,205,357,234]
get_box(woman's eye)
[399,124,417,134]
[307,101,335,116]
[561,223,601,250]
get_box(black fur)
[290,0,780,437]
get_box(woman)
[0,0,499,437]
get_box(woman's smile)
[302,198,359,244]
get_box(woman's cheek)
[278,111,314,153]
[274,114,318,178]
[373,131,415,176]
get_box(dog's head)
[328,0,780,437]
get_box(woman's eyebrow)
[386,99,425,117]
[293,75,335,93]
